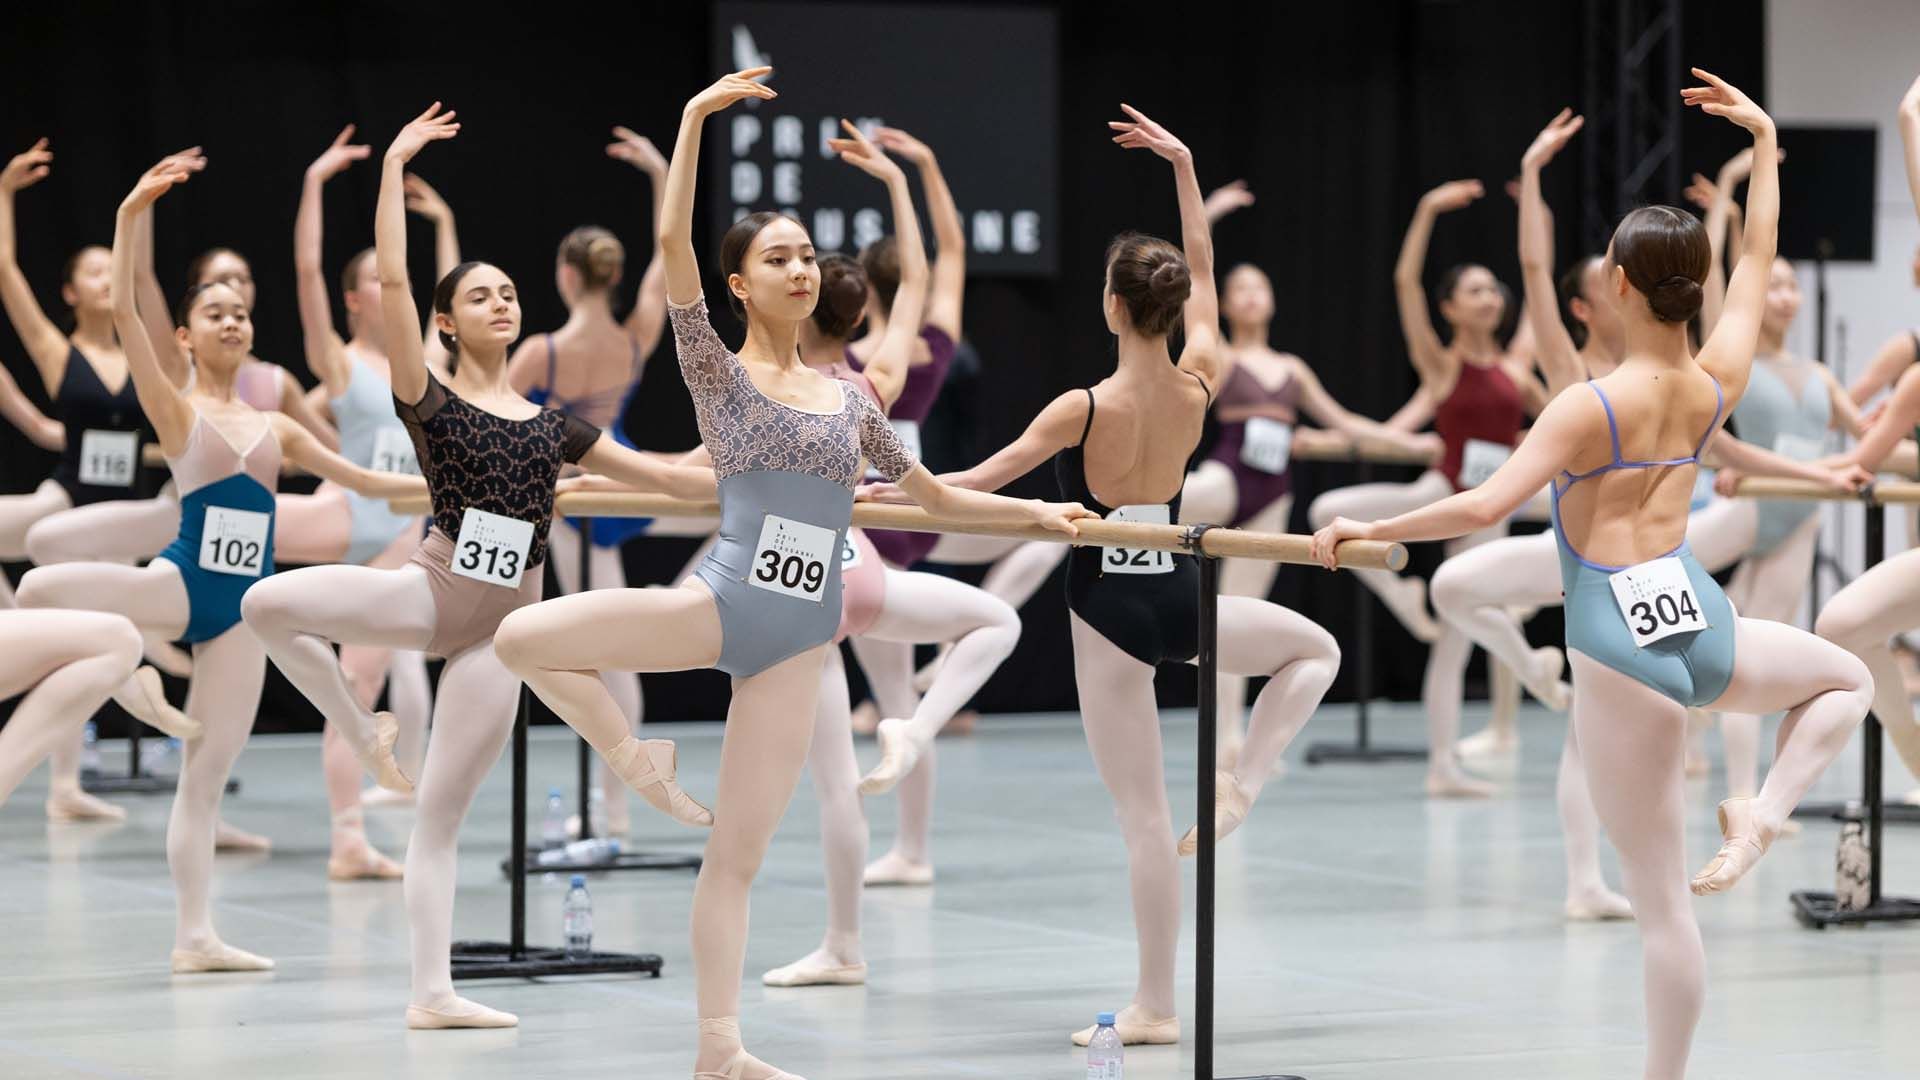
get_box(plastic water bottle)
[1086,1012,1123,1079]
[542,787,567,847]
[588,785,609,838]
[537,837,622,867]
[80,722,102,775]
[562,874,593,958]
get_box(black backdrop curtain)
[0,1,1764,730]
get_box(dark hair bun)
[811,254,869,340]
[1647,274,1703,323]
[1147,259,1191,307]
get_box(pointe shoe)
[171,942,274,973]
[120,665,202,740]
[357,712,415,795]
[858,718,925,795]
[1215,737,1242,772]
[1564,887,1635,921]
[863,851,934,886]
[1455,726,1519,760]
[328,840,405,881]
[606,737,712,827]
[1071,1005,1180,1047]
[849,700,880,736]
[1178,770,1253,857]
[761,952,868,987]
[696,1017,805,1079]
[143,637,193,679]
[361,784,416,809]
[1690,797,1778,896]
[1425,769,1496,798]
[405,997,517,1029]
[45,787,127,824]
[214,818,272,853]
[1520,646,1571,711]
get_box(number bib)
[1101,504,1174,575]
[78,429,138,488]
[1773,432,1825,462]
[198,506,270,577]
[452,509,534,589]
[1608,556,1708,648]
[1240,417,1294,475]
[747,514,836,603]
[840,533,864,571]
[371,427,420,476]
[1459,438,1512,489]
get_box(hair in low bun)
[1609,205,1710,324]
[811,254,869,340]
[1647,275,1704,323]
[558,226,625,293]
[1105,231,1190,337]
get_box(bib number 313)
[748,514,836,603]
[453,508,534,589]
[198,506,270,577]
[1102,504,1173,575]
[1608,556,1707,648]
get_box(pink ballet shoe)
[1071,1005,1180,1046]
[214,818,272,853]
[761,950,867,987]
[361,784,416,809]
[405,996,517,1029]
[858,718,925,795]
[606,737,712,827]
[1564,886,1634,921]
[862,850,934,886]
[328,839,404,881]
[122,665,201,740]
[1178,770,1253,857]
[143,637,193,679]
[357,712,415,795]
[1425,769,1496,798]
[1455,726,1519,760]
[171,941,274,973]
[696,1017,805,1079]
[1690,797,1777,896]
[45,787,127,824]
[1520,646,1571,712]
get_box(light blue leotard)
[334,358,421,564]
[1729,358,1829,555]
[1553,378,1736,707]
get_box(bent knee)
[98,614,145,669]
[1812,604,1872,651]
[238,579,298,634]
[492,608,538,673]
[15,568,58,610]
[22,518,74,565]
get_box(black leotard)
[50,347,155,505]
[1053,373,1211,667]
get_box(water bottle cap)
[1097,1012,1116,1026]
[570,874,586,887]
[549,787,563,798]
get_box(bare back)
[525,319,645,430]
[1079,367,1212,507]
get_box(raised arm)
[1900,73,1920,219]
[295,126,370,396]
[829,120,927,409]
[1396,180,1482,389]
[111,155,206,451]
[376,105,461,407]
[1517,109,1587,396]
[1688,69,1779,395]
[403,173,461,374]
[0,141,71,385]
[1203,179,1255,227]
[0,357,62,450]
[1110,105,1219,384]
[661,68,777,306]
[606,126,671,355]
[128,192,187,387]
[874,126,964,340]
[1696,151,1761,337]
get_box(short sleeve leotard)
[670,296,916,676]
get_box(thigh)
[713,646,828,835]
[272,487,353,565]
[186,620,267,728]
[1730,512,1818,625]
[498,581,723,673]
[420,644,524,802]
[924,532,1024,564]
[1203,595,1338,678]
[0,609,140,700]
[25,494,178,563]
[17,561,189,639]
[1069,612,1167,792]
[1178,460,1238,527]
[0,481,74,550]
[865,570,1016,644]
[1706,617,1867,716]
[1311,470,1451,525]
[1817,548,1920,643]
[1219,495,1290,600]
[242,562,437,650]
[1432,531,1562,610]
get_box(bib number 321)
[1102,504,1173,575]
[452,508,534,589]
[748,514,836,603]
[198,506,270,577]
[1608,556,1707,648]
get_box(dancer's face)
[730,216,818,323]
[1439,265,1504,335]
[1221,265,1274,328]
[61,246,112,315]
[195,250,257,311]
[1577,258,1622,350]
[342,252,384,331]
[1762,257,1801,338]
[436,263,521,357]
[177,282,253,374]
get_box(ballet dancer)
[0,138,190,823]
[240,103,717,1028]
[492,70,1088,1077]
[1308,174,1551,796]
[0,610,157,810]
[505,123,671,837]
[1315,72,1870,1079]
[17,151,426,972]
[758,126,1022,986]
[1183,179,1437,772]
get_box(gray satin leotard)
[668,296,918,677]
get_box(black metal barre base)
[1221,1075,1307,1079]
[507,848,703,878]
[450,940,663,979]
[1789,891,1920,930]
[81,768,239,796]
[1302,741,1428,765]
[1791,800,1920,825]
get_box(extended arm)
[578,436,719,502]
[110,157,206,451]
[1848,330,1920,405]
[295,126,368,395]
[0,359,62,450]
[829,120,928,409]
[0,141,72,386]
[875,126,965,340]
[939,390,1087,493]
[1691,70,1779,402]
[1517,110,1587,396]
[271,412,426,498]
[376,105,461,407]
[606,127,671,354]
[1109,105,1219,384]
[1395,181,1482,389]
[661,69,777,306]
[404,174,461,374]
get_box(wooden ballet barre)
[386,491,1408,571]
[1289,439,1439,468]
[1731,477,1920,504]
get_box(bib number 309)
[1608,556,1707,648]
[1102,504,1173,575]
[198,506,270,577]
[748,514,836,603]
[452,508,534,589]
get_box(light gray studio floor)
[2,701,1918,1079]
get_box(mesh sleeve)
[854,392,918,483]
[560,414,602,465]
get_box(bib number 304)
[198,506,270,577]
[453,508,534,589]
[1102,504,1173,575]
[1608,556,1707,648]
[748,514,836,603]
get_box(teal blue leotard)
[1552,379,1736,707]
[1729,359,1829,554]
